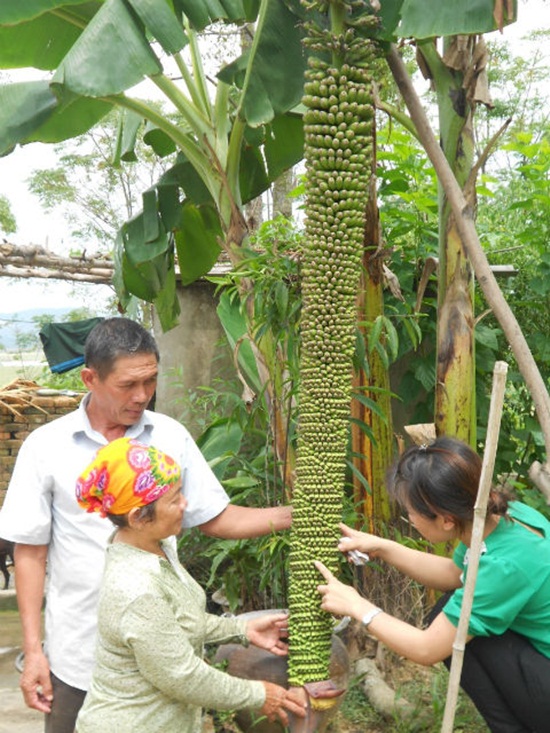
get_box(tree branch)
[0,243,114,285]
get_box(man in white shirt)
[0,317,291,733]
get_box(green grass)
[328,662,488,733]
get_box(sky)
[0,0,547,315]
[0,126,115,314]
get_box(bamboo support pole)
[440,360,508,733]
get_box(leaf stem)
[149,73,212,138]
[103,93,215,193]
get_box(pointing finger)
[314,560,333,580]
[339,522,354,536]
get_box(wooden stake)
[440,360,508,733]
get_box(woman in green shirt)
[74,437,306,733]
[316,436,550,732]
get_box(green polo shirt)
[444,501,550,657]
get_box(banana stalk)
[288,0,377,689]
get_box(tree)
[416,35,483,444]
[0,3,308,512]
[0,0,308,327]
[0,193,16,235]
[394,6,522,448]
[26,112,169,250]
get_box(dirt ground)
[0,604,43,733]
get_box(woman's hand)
[260,682,307,724]
[338,522,387,559]
[315,561,370,621]
[246,613,290,656]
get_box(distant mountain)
[0,308,73,351]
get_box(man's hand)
[246,612,289,656]
[20,649,53,713]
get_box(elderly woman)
[74,437,305,732]
[316,436,550,733]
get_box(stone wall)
[0,386,84,507]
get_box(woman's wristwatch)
[362,606,383,628]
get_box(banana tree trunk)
[418,38,478,445]
[352,155,393,534]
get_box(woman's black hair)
[387,436,510,532]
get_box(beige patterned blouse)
[76,539,265,732]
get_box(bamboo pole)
[440,360,508,733]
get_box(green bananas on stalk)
[288,44,376,687]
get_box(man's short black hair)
[84,317,159,379]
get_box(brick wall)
[0,391,84,507]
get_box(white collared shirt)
[0,395,229,690]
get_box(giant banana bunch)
[288,0,378,690]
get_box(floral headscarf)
[76,437,181,517]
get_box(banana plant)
[0,0,518,461]
[0,0,306,333]
[396,1,517,446]
[0,0,311,488]
[286,0,521,700]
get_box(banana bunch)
[288,51,375,687]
